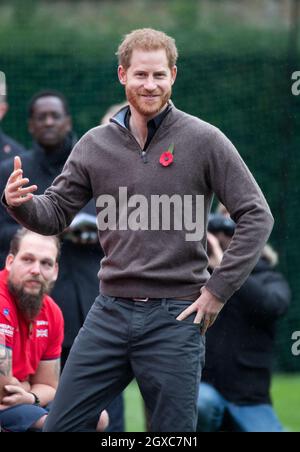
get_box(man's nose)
[44,114,55,126]
[30,262,41,275]
[144,77,157,91]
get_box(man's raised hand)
[4,156,37,207]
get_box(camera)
[208,213,236,237]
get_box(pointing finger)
[8,169,23,184]
[14,156,22,172]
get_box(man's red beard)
[125,86,172,117]
[8,278,54,322]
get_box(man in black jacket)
[197,214,291,432]
[0,90,124,431]
[0,90,26,163]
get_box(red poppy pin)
[159,143,175,167]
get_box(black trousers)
[44,294,205,432]
[61,346,125,432]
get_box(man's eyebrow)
[34,110,64,116]
[41,258,55,264]
[133,70,168,75]
[21,253,54,263]
[20,252,35,258]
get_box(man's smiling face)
[118,48,177,119]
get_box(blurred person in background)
[0,78,26,163]
[100,101,128,126]
[0,91,124,431]
[0,90,74,267]
[216,202,230,218]
[197,213,291,432]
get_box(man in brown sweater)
[2,29,274,432]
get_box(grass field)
[272,375,300,432]
[124,375,300,432]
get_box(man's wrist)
[201,286,223,304]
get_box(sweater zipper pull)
[141,151,148,164]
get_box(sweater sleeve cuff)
[205,273,236,304]
[2,190,23,215]
[1,190,34,227]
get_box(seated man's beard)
[8,279,54,322]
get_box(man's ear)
[0,102,8,121]
[28,118,34,136]
[118,66,127,86]
[65,116,72,133]
[171,66,177,86]
[52,263,59,283]
[5,254,14,272]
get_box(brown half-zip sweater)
[2,105,274,302]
